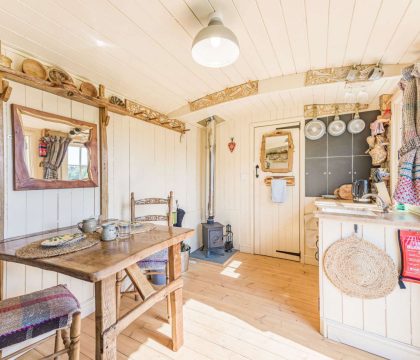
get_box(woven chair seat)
[0,285,80,349]
[138,248,168,270]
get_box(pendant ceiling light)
[192,12,240,68]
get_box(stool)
[0,285,81,360]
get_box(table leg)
[95,274,117,360]
[168,242,183,351]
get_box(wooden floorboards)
[23,253,381,359]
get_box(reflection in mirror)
[21,113,91,180]
[12,104,98,190]
[260,130,293,173]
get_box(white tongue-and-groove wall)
[1,47,204,317]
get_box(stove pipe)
[205,116,216,224]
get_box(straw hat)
[323,234,398,299]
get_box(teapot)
[101,222,119,241]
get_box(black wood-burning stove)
[202,222,224,258]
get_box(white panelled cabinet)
[318,216,420,360]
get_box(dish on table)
[41,233,86,247]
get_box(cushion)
[0,285,80,349]
[138,248,168,270]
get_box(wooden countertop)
[314,198,420,228]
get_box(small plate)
[41,233,85,247]
[22,59,47,80]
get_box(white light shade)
[192,13,239,68]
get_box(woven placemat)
[323,234,398,299]
[130,222,156,234]
[16,233,100,259]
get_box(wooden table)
[0,225,194,360]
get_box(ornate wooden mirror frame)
[260,130,294,173]
[12,104,98,190]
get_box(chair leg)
[53,329,62,359]
[166,264,171,323]
[68,312,81,360]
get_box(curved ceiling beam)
[167,64,407,119]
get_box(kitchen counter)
[316,200,420,359]
[314,198,420,228]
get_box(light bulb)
[210,37,221,48]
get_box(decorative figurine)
[228,137,236,153]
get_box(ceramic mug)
[78,218,97,233]
[101,222,119,241]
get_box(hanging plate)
[305,119,326,140]
[347,115,366,134]
[328,116,346,136]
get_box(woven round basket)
[323,234,398,299]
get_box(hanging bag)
[398,230,420,288]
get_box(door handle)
[255,165,259,178]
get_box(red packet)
[398,230,420,287]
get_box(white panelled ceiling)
[0,0,419,122]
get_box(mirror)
[12,104,98,190]
[260,130,294,173]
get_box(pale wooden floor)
[22,253,381,359]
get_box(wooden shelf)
[0,65,186,134]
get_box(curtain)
[394,64,420,205]
[42,136,71,180]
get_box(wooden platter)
[79,81,98,97]
[48,66,73,85]
[22,59,47,80]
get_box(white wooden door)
[254,124,300,261]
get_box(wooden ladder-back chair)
[117,191,174,320]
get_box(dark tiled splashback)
[305,110,379,197]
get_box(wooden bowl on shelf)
[0,54,12,68]
[22,59,47,80]
[79,82,98,98]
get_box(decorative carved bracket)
[304,103,369,118]
[125,99,186,133]
[0,78,12,102]
[189,80,258,112]
[305,64,377,86]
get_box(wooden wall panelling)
[341,222,363,329]
[321,220,343,323]
[0,99,3,300]
[385,227,412,344]
[362,224,386,336]
[2,80,98,312]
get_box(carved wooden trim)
[0,65,187,134]
[305,64,376,86]
[304,103,369,118]
[260,130,294,174]
[12,104,99,190]
[136,198,168,205]
[189,80,258,112]
[135,215,168,222]
[125,99,186,134]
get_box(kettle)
[352,180,370,203]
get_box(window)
[67,145,88,180]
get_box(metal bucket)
[181,250,190,273]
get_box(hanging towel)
[271,179,287,203]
